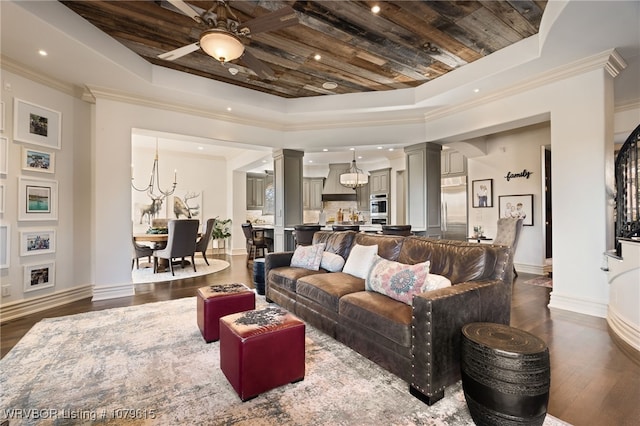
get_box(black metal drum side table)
[461,322,550,426]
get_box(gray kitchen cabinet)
[441,150,467,176]
[356,183,370,211]
[246,173,265,210]
[303,177,324,210]
[369,168,390,195]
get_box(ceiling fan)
[158,0,299,79]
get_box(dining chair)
[241,223,273,267]
[153,219,200,275]
[195,218,215,266]
[294,224,322,246]
[132,236,153,269]
[493,217,524,277]
[382,225,412,236]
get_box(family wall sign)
[504,169,533,181]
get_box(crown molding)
[424,49,628,123]
[1,56,81,98]
[83,85,286,131]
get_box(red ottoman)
[196,283,255,343]
[219,306,305,401]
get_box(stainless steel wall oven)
[370,194,388,224]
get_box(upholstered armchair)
[153,219,200,275]
[493,217,524,276]
[195,218,215,265]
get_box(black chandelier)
[131,139,177,198]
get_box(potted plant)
[211,217,232,251]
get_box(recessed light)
[308,160,313,163]
[474,88,480,93]
[322,82,338,90]
[349,147,355,151]
[38,50,48,56]
[322,148,328,152]
[226,107,232,111]
[197,146,204,151]
[357,156,363,160]
[314,54,321,61]
[371,5,381,14]
[377,146,383,150]
[388,148,394,152]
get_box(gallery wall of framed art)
[2,95,63,298]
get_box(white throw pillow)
[425,273,452,291]
[320,251,345,272]
[290,243,326,271]
[342,244,378,279]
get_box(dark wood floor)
[1,254,639,425]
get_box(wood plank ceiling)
[61,0,547,99]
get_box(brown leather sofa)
[265,230,513,405]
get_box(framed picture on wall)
[499,194,534,226]
[13,98,62,149]
[0,136,8,175]
[23,261,55,292]
[20,228,56,256]
[0,224,9,269]
[21,146,55,174]
[18,176,58,221]
[0,184,5,214]
[471,179,493,208]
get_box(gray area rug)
[0,296,570,425]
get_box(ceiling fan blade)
[158,43,200,61]
[240,6,298,35]
[241,49,275,80]
[165,0,202,23]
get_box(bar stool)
[293,224,321,246]
[332,224,360,231]
[382,225,412,236]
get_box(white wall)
[131,142,229,234]
[466,123,550,273]
[0,69,93,308]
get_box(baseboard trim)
[607,305,640,364]
[91,282,135,302]
[548,292,608,318]
[514,262,546,275]
[0,285,93,323]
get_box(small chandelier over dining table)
[340,150,368,189]
[131,139,177,198]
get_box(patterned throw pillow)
[290,243,326,271]
[366,255,438,305]
[320,251,345,272]
[343,244,379,279]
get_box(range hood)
[322,163,357,202]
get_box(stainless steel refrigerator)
[441,177,468,241]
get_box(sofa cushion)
[312,231,357,259]
[354,233,405,262]
[267,267,327,294]
[365,255,431,305]
[397,236,490,283]
[343,244,378,279]
[320,251,345,272]
[296,273,365,313]
[290,243,326,270]
[339,291,412,348]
